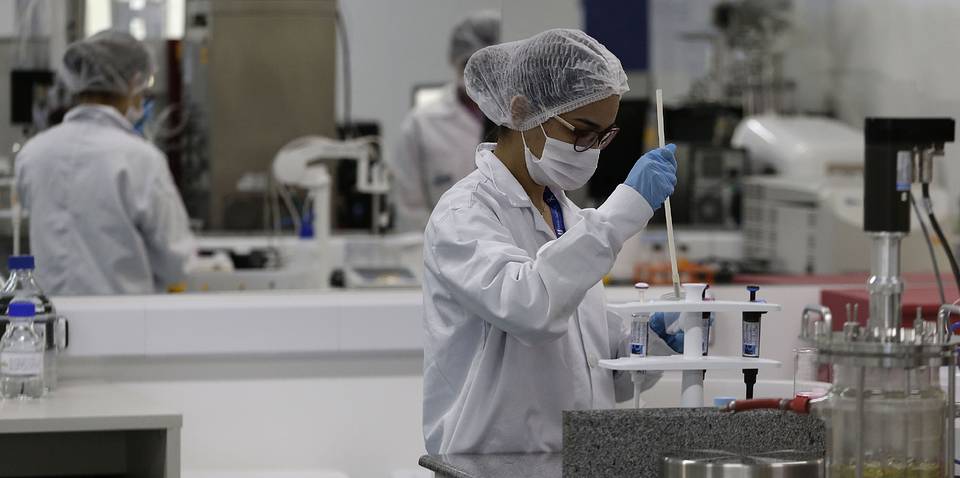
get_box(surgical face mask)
[521,124,600,191]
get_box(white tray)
[599,355,783,371]
[608,300,782,315]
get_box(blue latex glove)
[649,311,716,354]
[625,144,678,210]
[649,312,684,353]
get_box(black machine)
[10,69,54,125]
[862,117,958,331]
[590,100,746,227]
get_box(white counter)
[0,382,181,477]
[48,284,829,478]
[58,290,423,357]
[55,284,827,379]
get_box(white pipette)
[655,89,682,300]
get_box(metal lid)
[662,450,824,478]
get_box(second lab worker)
[422,29,678,454]
[16,31,195,295]
[389,11,500,232]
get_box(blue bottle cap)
[7,255,35,270]
[713,396,736,408]
[7,301,35,318]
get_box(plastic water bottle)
[0,301,45,399]
[0,256,59,390]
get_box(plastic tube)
[722,395,813,414]
[655,89,681,300]
[922,183,960,298]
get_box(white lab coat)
[388,84,484,232]
[15,104,195,295]
[422,144,659,455]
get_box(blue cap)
[7,301,35,318]
[7,255,35,270]
[713,396,736,408]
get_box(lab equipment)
[0,301,44,399]
[630,283,651,357]
[463,29,629,131]
[602,285,782,408]
[421,144,655,454]
[824,118,956,478]
[726,117,958,478]
[741,285,763,358]
[59,30,153,97]
[735,115,956,274]
[741,284,765,399]
[0,255,64,391]
[662,449,823,478]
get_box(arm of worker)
[426,183,653,346]
[387,115,431,232]
[136,161,197,291]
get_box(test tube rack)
[599,284,782,408]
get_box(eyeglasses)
[552,116,620,152]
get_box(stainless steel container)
[663,450,824,477]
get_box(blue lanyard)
[543,188,566,238]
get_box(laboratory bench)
[419,409,825,478]
[0,381,181,477]
[419,453,560,478]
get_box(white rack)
[600,284,783,408]
[599,355,782,372]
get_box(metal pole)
[867,232,904,340]
[947,349,956,478]
[856,366,865,478]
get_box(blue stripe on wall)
[583,0,649,71]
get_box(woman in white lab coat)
[422,29,679,454]
[388,11,500,232]
[15,30,195,295]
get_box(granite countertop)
[418,453,561,478]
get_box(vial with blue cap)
[0,301,45,399]
[629,283,651,357]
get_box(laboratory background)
[0,0,959,477]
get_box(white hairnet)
[449,10,501,67]
[59,30,154,97]
[464,29,629,131]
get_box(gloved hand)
[649,311,683,353]
[649,311,716,354]
[625,144,678,210]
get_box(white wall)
[499,0,581,41]
[826,0,960,203]
[336,0,501,165]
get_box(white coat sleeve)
[137,161,196,290]
[388,114,431,232]
[426,184,653,346]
